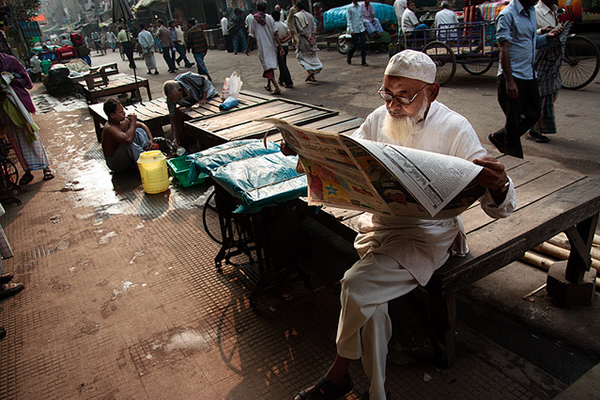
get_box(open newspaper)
[265,119,487,219]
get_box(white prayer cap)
[384,50,437,84]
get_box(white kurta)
[336,102,516,400]
[351,102,516,285]
[249,14,279,72]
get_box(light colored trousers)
[336,252,418,400]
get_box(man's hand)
[547,24,565,39]
[505,77,518,99]
[127,113,137,123]
[540,25,553,34]
[280,142,297,156]
[473,156,508,191]
[279,46,285,56]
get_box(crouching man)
[101,98,155,172]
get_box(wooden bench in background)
[76,72,151,104]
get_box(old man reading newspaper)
[276,50,516,400]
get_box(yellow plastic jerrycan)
[137,151,170,194]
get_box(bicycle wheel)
[0,158,19,186]
[561,35,600,90]
[422,41,456,86]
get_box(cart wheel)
[422,41,456,86]
[461,57,494,75]
[337,37,351,55]
[561,35,600,90]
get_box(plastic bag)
[220,77,230,101]
[228,71,242,99]
[221,71,242,101]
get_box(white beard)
[382,97,429,144]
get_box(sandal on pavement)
[293,377,353,400]
[43,168,55,181]
[264,85,272,92]
[0,273,13,284]
[272,89,282,95]
[19,171,34,185]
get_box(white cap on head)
[384,49,437,84]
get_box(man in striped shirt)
[185,19,212,81]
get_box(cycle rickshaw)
[390,19,599,89]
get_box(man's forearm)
[499,41,513,81]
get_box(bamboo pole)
[534,242,600,271]
[547,234,600,260]
[521,250,600,290]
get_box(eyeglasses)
[378,85,428,106]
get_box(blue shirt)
[347,3,366,33]
[496,0,548,80]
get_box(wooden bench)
[88,98,170,142]
[88,90,275,143]
[302,152,600,366]
[75,72,151,104]
[69,62,120,85]
[183,98,340,149]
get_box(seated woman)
[163,72,217,145]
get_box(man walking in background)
[221,12,234,53]
[186,18,212,81]
[488,0,563,158]
[527,0,567,144]
[138,23,159,75]
[156,19,177,73]
[346,0,368,66]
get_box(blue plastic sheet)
[324,3,398,31]
[188,140,308,213]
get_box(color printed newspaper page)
[265,119,486,218]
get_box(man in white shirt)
[138,23,159,75]
[401,1,421,33]
[434,1,459,41]
[289,50,516,400]
[221,11,233,52]
[393,0,407,32]
[346,0,368,66]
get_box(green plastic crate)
[167,156,207,187]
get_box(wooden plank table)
[75,73,151,104]
[304,151,600,366]
[88,91,274,143]
[88,98,170,142]
[174,91,277,146]
[69,62,120,84]
[184,98,339,149]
